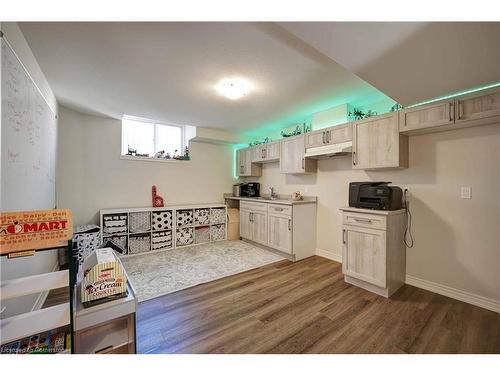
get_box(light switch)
[461,186,472,199]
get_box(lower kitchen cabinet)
[239,200,316,261]
[340,207,406,297]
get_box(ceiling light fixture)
[215,78,252,100]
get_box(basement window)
[121,116,193,161]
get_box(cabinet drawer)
[343,211,387,230]
[240,201,268,213]
[268,204,292,217]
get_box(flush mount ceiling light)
[215,78,252,100]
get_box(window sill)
[120,155,191,164]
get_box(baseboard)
[315,249,500,313]
[316,248,342,263]
[31,261,60,312]
[405,275,500,313]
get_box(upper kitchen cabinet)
[251,141,280,163]
[352,112,409,170]
[237,148,262,177]
[280,135,317,174]
[399,99,455,135]
[305,123,352,148]
[455,86,500,127]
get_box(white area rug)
[121,240,284,302]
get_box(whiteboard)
[1,37,57,211]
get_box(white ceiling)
[19,22,390,134]
[280,22,500,106]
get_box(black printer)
[349,181,403,210]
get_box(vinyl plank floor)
[136,256,500,354]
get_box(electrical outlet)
[461,186,472,199]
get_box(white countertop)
[339,206,406,215]
[224,195,317,206]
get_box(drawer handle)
[274,207,284,212]
[353,218,373,223]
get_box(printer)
[349,181,403,211]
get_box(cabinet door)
[236,149,247,176]
[252,211,268,246]
[280,135,314,174]
[268,214,292,254]
[456,88,500,124]
[305,129,326,148]
[399,100,454,133]
[342,225,386,288]
[240,210,252,240]
[352,112,405,169]
[251,145,264,163]
[264,142,280,161]
[327,123,352,143]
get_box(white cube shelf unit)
[100,204,227,256]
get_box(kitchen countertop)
[339,206,406,215]
[224,194,317,206]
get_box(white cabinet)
[251,141,280,163]
[399,86,500,135]
[267,205,292,254]
[237,148,261,177]
[455,87,500,126]
[352,112,408,170]
[305,123,352,149]
[239,200,316,261]
[399,99,455,134]
[280,135,317,174]
[340,207,406,297]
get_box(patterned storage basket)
[194,208,210,226]
[152,230,172,250]
[210,224,226,241]
[195,226,210,244]
[102,235,128,255]
[176,227,194,246]
[73,225,101,266]
[129,234,151,254]
[103,213,128,235]
[210,208,226,225]
[152,210,172,231]
[176,209,194,228]
[129,211,151,233]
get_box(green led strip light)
[406,82,500,108]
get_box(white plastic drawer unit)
[342,211,387,230]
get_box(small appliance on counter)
[232,183,244,197]
[240,182,260,197]
[349,181,403,210]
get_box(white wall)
[57,106,236,226]
[247,123,500,305]
[0,22,59,319]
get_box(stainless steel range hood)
[304,141,352,159]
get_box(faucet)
[270,187,278,200]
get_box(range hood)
[304,141,352,159]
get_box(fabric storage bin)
[194,208,210,226]
[73,224,101,266]
[176,227,194,246]
[152,210,172,231]
[211,224,226,241]
[102,236,128,255]
[103,213,127,235]
[176,209,194,228]
[210,208,226,225]
[152,230,172,250]
[129,234,151,254]
[129,211,151,233]
[195,226,210,244]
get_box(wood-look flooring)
[136,256,500,354]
